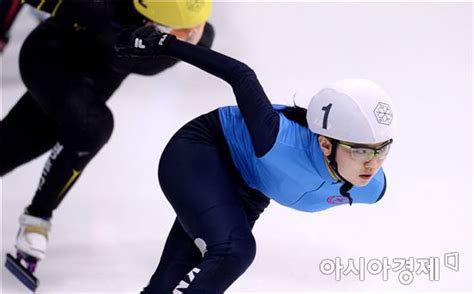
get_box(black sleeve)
[163,38,280,157]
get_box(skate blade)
[5,253,39,292]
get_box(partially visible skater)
[116,25,396,293]
[1,0,214,291]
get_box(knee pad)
[181,228,256,291]
[59,104,114,152]
[224,227,257,273]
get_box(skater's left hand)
[115,25,175,58]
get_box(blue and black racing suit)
[143,37,386,293]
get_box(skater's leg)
[22,82,115,219]
[6,20,123,289]
[17,20,123,219]
[142,219,202,293]
[148,112,267,292]
[175,203,258,293]
[23,87,115,218]
[142,191,270,293]
[0,92,57,176]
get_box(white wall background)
[1,2,472,293]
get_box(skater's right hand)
[115,25,176,58]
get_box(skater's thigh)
[20,20,82,91]
[158,134,249,239]
[18,20,110,121]
[159,137,240,207]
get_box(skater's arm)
[165,38,280,156]
[116,26,280,157]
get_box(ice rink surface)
[1,2,472,293]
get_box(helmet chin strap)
[327,140,354,205]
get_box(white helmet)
[306,79,395,144]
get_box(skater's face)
[318,136,392,186]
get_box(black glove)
[115,25,176,58]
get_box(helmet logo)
[373,102,393,125]
[187,0,205,12]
